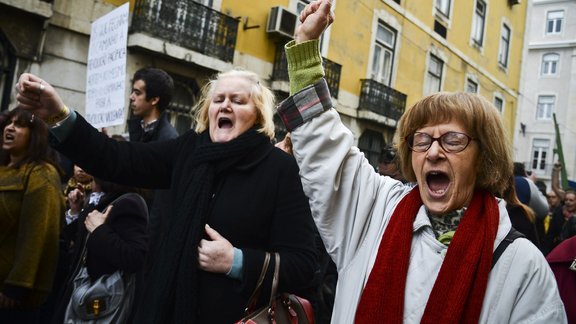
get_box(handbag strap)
[269,252,280,309]
[244,252,272,313]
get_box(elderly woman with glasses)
[275,0,567,323]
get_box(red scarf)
[355,187,499,323]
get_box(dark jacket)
[127,112,177,248]
[53,114,318,323]
[506,204,541,249]
[52,192,148,323]
[127,112,178,143]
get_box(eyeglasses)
[405,131,475,153]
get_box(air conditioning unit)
[266,6,298,39]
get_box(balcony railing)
[131,0,239,63]
[359,79,407,121]
[272,43,342,98]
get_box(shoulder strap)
[243,252,271,313]
[491,227,525,270]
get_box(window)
[541,53,559,75]
[536,95,555,120]
[466,78,478,93]
[436,0,451,18]
[493,96,504,112]
[546,10,564,34]
[358,130,385,170]
[425,54,443,95]
[434,20,448,38]
[472,0,486,46]
[498,24,511,67]
[531,139,550,173]
[165,75,200,135]
[371,22,396,86]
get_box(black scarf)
[135,128,270,323]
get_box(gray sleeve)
[528,179,549,219]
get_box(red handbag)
[236,252,315,324]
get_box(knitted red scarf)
[355,187,499,323]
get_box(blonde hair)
[396,92,513,195]
[194,69,275,139]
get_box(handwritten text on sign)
[85,3,129,128]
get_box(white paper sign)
[85,2,129,128]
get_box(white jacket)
[288,106,567,323]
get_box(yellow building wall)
[221,0,289,64]
[323,0,526,141]
[103,0,133,8]
[98,0,526,139]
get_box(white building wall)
[515,0,576,189]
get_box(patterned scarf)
[354,187,499,323]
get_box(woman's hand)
[85,205,112,233]
[197,224,234,274]
[295,0,334,44]
[15,73,67,123]
[68,188,85,214]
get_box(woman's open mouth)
[426,171,450,197]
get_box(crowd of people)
[1,0,574,323]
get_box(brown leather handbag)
[235,252,315,324]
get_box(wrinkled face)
[2,117,30,158]
[208,76,258,143]
[73,165,92,184]
[564,192,576,213]
[129,80,156,118]
[411,120,479,215]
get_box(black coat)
[54,114,318,323]
[52,192,148,323]
[127,112,178,143]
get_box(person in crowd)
[127,67,178,143]
[558,190,576,241]
[548,190,562,212]
[546,236,576,323]
[513,162,549,220]
[126,69,178,293]
[275,132,293,156]
[0,107,64,323]
[503,175,541,249]
[378,144,406,182]
[274,0,566,322]
[63,165,93,198]
[543,163,575,254]
[51,178,149,323]
[15,68,318,323]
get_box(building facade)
[514,0,576,188]
[0,0,527,170]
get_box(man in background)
[127,67,178,143]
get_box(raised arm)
[279,0,407,269]
[551,163,566,201]
[16,74,176,189]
